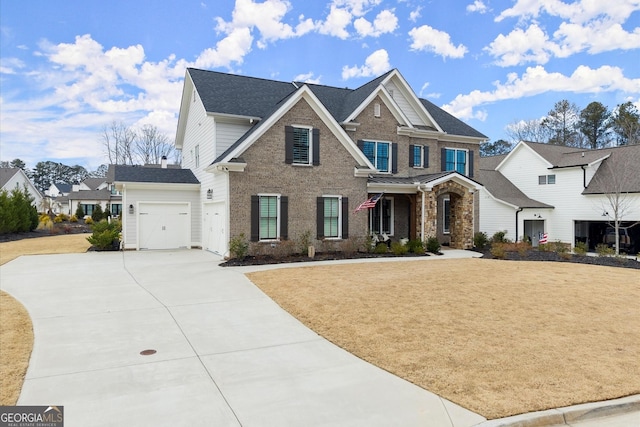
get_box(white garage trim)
[137,202,191,250]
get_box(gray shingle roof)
[82,177,106,190]
[0,168,20,188]
[66,189,112,201]
[367,171,481,187]
[420,99,488,139]
[476,168,553,209]
[188,68,488,165]
[108,165,199,184]
[583,144,640,194]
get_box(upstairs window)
[285,126,320,166]
[293,127,311,164]
[444,148,467,174]
[410,145,429,168]
[538,174,556,185]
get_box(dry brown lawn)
[0,233,91,405]
[247,258,640,419]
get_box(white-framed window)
[292,126,312,165]
[370,196,394,235]
[443,197,450,234]
[413,145,424,168]
[444,148,467,175]
[195,144,200,168]
[259,194,280,240]
[322,195,342,239]
[362,140,391,172]
[538,174,556,185]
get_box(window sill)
[291,163,313,167]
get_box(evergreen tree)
[578,102,612,149]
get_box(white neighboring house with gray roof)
[108,163,200,250]
[0,168,43,210]
[174,68,487,256]
[477,141,640,252]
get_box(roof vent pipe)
[161,156,167,169]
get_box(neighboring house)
[65,177,123,218]
[45,182,72,214]
[108,162,200,250]
[477,141,640,251]
[163,67,487,256]
[0,168,43,210]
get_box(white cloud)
[318,5,353,39]
[195,27,254,68]
[354,9,398,37]
[485,24,554,66]
[490,0,640,65]
[341,48,390,79]
[467,1,488,14]
[332,0,382,17]
[409,7,422,22]
[409,25,468,59]
[443,65,640,120]
[294,72,322,84]
[0,57,25,74]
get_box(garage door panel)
[138,203,190,250]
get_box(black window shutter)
[468,150,474,178]
[424,146,429,168]
[312,128,320,166]
[280,196,288,240]
[357,140,364,152]
[409,144,415,167]
[285,126,294,164]
[316,197,324,239]
[341,197,349,239]
[250,195,259,242]
[441,148,447,171]
[391,143,398,174]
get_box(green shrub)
[364,235,376,253]
[229,233,249,259]
[75,204,85,219]
[86,219,121,250]
[596,244,614,257]
[91,204,104,222]
[0,186,38,234]
[425,237,441,254]
[391,241,408,255]
[406,239,424,254]
[491,230,509,244]
[406,239,425,254]
[473,232,489,249]
[374,242,388,254]
[574,241,588,255]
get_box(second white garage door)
[138,203,190,250]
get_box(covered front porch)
[365,173,481,249]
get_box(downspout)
[417,185,426,241]
[581,165,587,188]
[515,207,523,242]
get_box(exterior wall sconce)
[602,211,609,217]
[129,204,134,214]
[206,189,213,200]
[534,213,543,218]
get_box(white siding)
[122,187,201,250]
[493,144,640,247]
[216,120,252,157]
[384,81,425,127]
[478,189,518,240]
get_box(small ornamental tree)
[75,203,86,219]
[91,204,104,222]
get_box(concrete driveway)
[1,250,486,427]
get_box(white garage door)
[203,202,226,255]
[138,203,190,250]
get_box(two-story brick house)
[169,68,486,256]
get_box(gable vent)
[374,103,381,118]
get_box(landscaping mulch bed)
[0,223,91,243]
[479,249,640,269]
[221,251,434,267]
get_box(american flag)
[354,193,383,213]
[539,232,548,244]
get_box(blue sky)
[1,0,639,171]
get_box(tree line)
[481,100,640,156]
[1,122,178,192]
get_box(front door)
[524,220,545,247]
